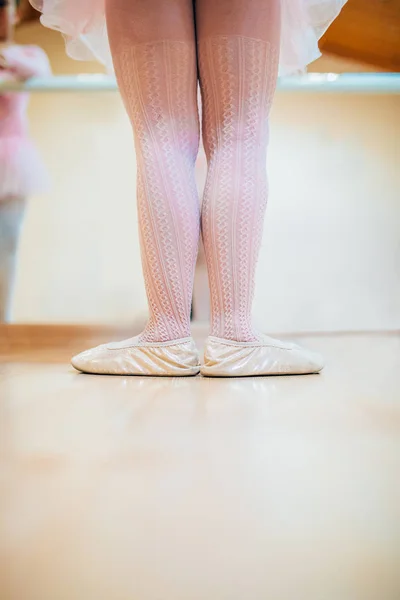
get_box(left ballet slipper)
[71,336,200,376]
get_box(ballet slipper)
[71,336,200,376]
[200,335,324,377]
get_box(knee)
[204,118,270,160]
[137,120,199,163]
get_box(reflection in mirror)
[0,0,51,320]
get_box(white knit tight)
[106,0,280,343]
[198,34,279,341]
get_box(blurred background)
[1,0,398,335]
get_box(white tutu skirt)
[30,0,347,76]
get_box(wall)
[11,22,400,332]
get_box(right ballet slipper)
[200,335,324,377]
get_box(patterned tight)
[105,0,280,342]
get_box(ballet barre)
[1,73,400,93]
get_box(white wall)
[11,23,400,332]
[257,93,400,333]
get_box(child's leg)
[196,1,324,377]
[105,0,200,342]
[71,0,201,374]
[0,196,26,322]
[196,0,280,341]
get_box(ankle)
[138,322,192,345]
[209,327,260,344]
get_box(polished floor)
[1,332,400,600]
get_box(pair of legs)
[105,0,280,343]
[72,0,323,375]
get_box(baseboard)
[0,323,139,353]
[0,322,208,357]
[1,323,398,357]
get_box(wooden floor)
[1,330,400,600]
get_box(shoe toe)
[293,345,324,374]
[310,350,325,373]
[312,352,325,373]
[71,345,107,374]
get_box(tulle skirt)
[0,138,50,200]
[30,0,347,76]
